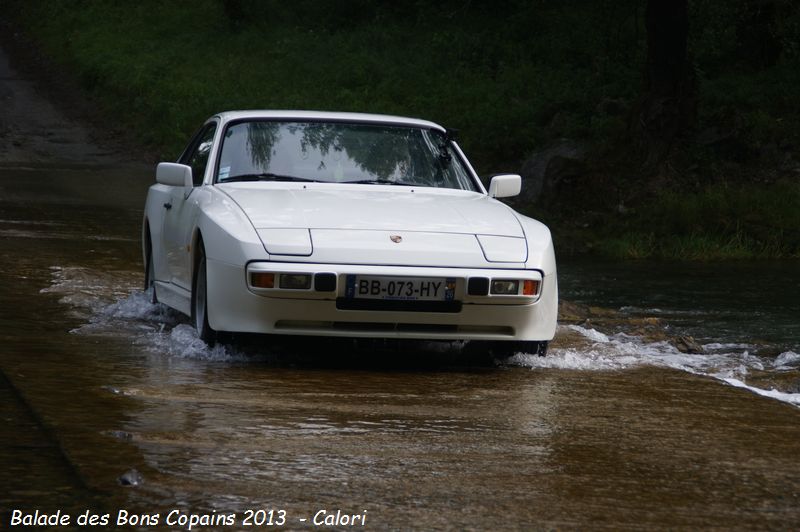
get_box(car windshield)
[215,120,479,191]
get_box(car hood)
[219,183,524,237]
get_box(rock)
[672,335,704,354]
[587,305,618,318]
[558,300,591,323]
[755,345,785,358]
[557,299,701,353]
[107,430,133,441]
[786,379,800,394]
[518,139,587,203]
[118,469,143,487]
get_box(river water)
[545,259,800,404]
[2,163,800,531]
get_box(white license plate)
[345,275,456,301]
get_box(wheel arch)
[142,218,152,264]
[191,227,205,285]
[142,218,155,292]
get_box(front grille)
[336,298,462,313]
[332,322,459,333]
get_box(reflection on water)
[2,165,800,529]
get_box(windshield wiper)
[344,178,417,186]
[220,173,322,183]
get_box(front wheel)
[192,242,217,344]
[474,340,548,359]
[144,237,158,304]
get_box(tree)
[635,0,695,169]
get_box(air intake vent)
[468,277,490,296]
[314,273,337,292]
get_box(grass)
[5,0,642,166]
[593,181,800,260]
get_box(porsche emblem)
[390,235,403,243]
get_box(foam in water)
[774,351,800,369]
[508,325,800,408]
[722,378,800,406]
[148,324,253,362]
[43,266,254,362]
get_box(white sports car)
[142,111,557,356]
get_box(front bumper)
[206,260,558,341]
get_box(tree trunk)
[636,0,695,169]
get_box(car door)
[162,122,217,291]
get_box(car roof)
[212,110,447,132]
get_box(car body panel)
[304,230,487,267]
[219,183,524,236]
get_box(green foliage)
[597,181,800,260]
[5,0,644,164]
[691,0,800,155]
[5,0,799,260]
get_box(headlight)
[487,278,541,296]
[279,274,312,290]
[491,279,519,295]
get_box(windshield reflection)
[216,121,478,191]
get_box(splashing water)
[43,265,800,407]
[42,266,259,362]
[507,325,800,407]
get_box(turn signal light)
[250,272,275,288]
[522,280,540,296]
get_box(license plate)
[345,275,456,301]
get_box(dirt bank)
[0,22,152,166]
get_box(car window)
[215,121,479,191]
[182,123,217,186]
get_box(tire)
[479,340,548,359]
[192,241,217,344]
[518,340,548,357]
[144,237,158,304]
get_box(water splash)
[722,378,800,406]
[43,266,255,362]
[44,265,800,406]
[507,325,800,408]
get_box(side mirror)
[488,174,521,198]
[156,162,193,188]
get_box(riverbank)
[3,1,799,259]
[545,180,800,259]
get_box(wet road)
[2,44,800,531]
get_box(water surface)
[2,164,799,530]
